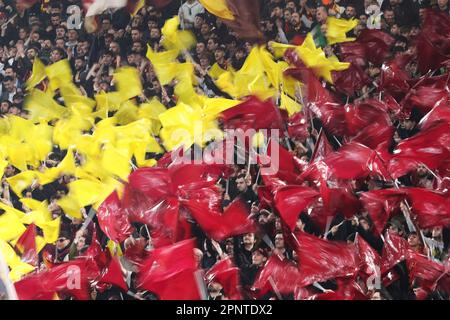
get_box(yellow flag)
[199,0,234,20]
[100,144,131,181]
[26,58,46,90]
[146,45,180,85]
[161,16,196,52]
[6,171,38,196]
[297,33,350,83]
[326,17,359,45]
[24,89,67,123]
[38,217,61,243]
[0,239,35,282]
[45,59,73,91]
[280,93,302,116]
[114,67,143,102]
[0,211,26,242]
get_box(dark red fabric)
[274,186,320,231]
[204,257,243,300]
[15,223,38,266]
[96,191,132,243]
[359,189,406,234]
[388,122,450,179]
[137,239,201,300]
[295,231,359,287]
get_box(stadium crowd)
[0,0,449,300]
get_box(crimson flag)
[221,0,264,43]
[98,257,128,292]
[332,64,371,97]
[357,29,395,66]
[324,142,390,181]
[402,85,449,116]
[338,41,368,67]
[221,96,284,132]
[406,252,447,295]
[379,59,411,101]
[416,9,450,74]
[96,191,132,243]
[274,186,320,231]
[15,259,100,300]
[252,254,302,297]
[310,130,334,163]
[388,122,450,179]
[359,189,406,234]
[15,223,38,266]
[381,230,413,274]
[404,188,450,229]
[182,198,256,241]
[287,112,310,141]
[419,98,450,131]
[355,234,382,279]
[295,231,359,287]
[138,239,201,300]
[320,179,361,219]
[204,257,242,300]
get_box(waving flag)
[325,17,359,45]
[360,189,406,234]
[295,231,359,287]
[404,188,450,229]
[274,186,320,231]
[137,239,201,300]
[252,254,302,298]
[205,257,242,300]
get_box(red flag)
[310,130,334,163]
[381,230,413,273]
[83,228,111,270]
[355,234,382,279]
[98,257,128,292]
[15,223,38,266]
[332,64,371,97]
[359,189,406,234]
[320,179,361,219]
[96,191,132,243]
[404,188,450,229]
[287,112,310,141]
[324,142,390,181]
[416,9,450,74]
[252,254,302,297]
[138,239,201,300]
[350,122,394,150]
[406,252,446,293]
[338,41,369,67]
[274,186,320,231]
[221,96,284,132]
[419,98,450,131]
[402,85,449,116]
[388,122,450,179]
[182,198,256,241]
[259,140,302,184]
[295,231,359,287]
[379,59,411,101]
[283,51,337,105]
[204,257,242,300]
[128,167,173,204]
[357,29,395,66]
[306,277,368,300]
[15,259,100,300]
[221,0,263,43]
